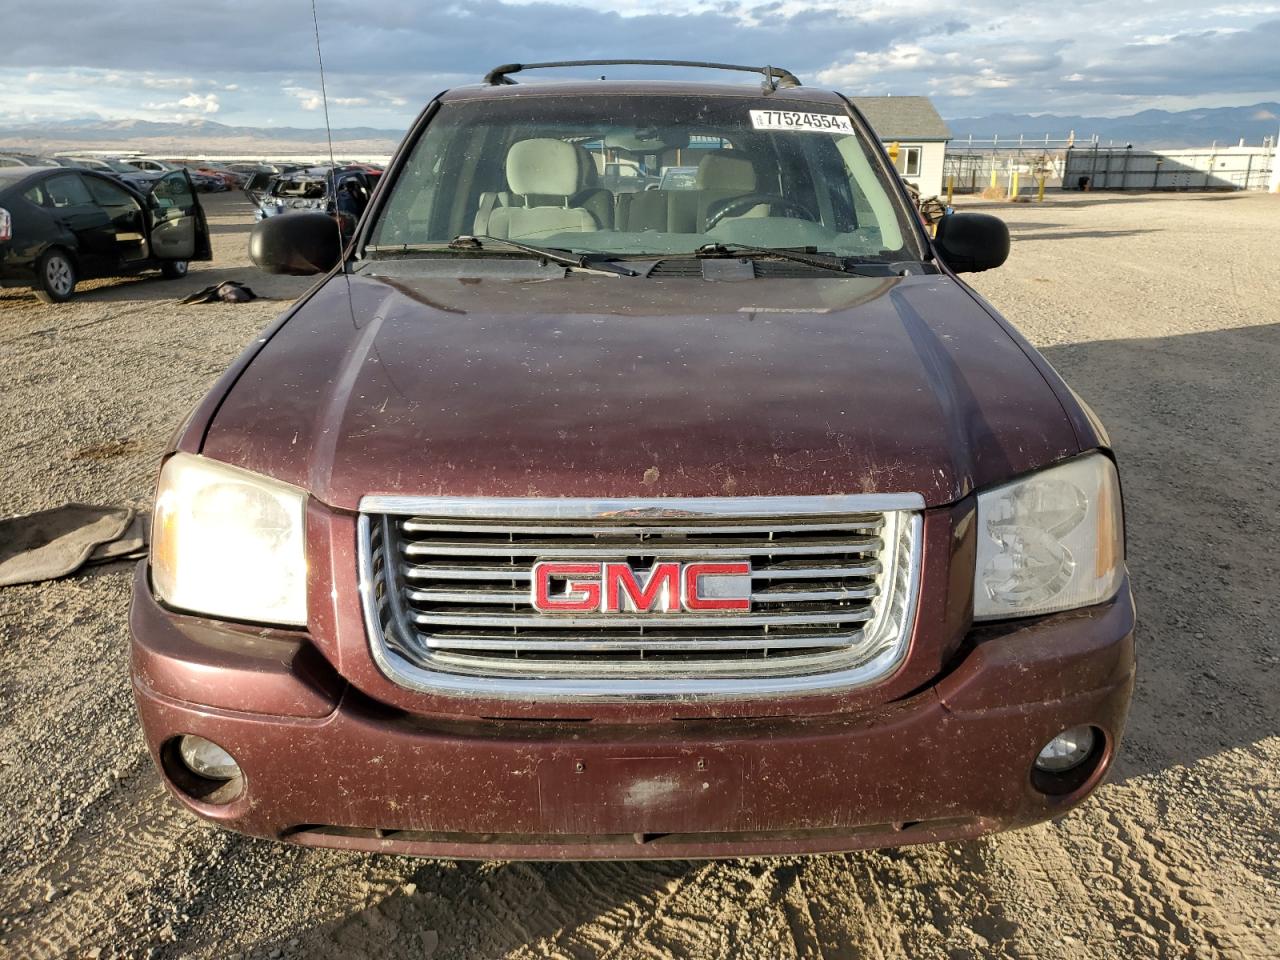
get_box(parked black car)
[0,167,211,303]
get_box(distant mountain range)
[0,117,406,151]
[946,103,1280,148]
[2,102,1278,153]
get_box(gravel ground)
[1,191,1277,959]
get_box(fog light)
[177,735,241,781]
[1034,726,1096,773]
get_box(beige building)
[850,96,952,198]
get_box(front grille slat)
[407,587,529,605]
[400,519,885,536]
[360,500,921,693]
[410,608,875,629]
[751,585,879,603]
[420,634,856,652]
[752,562,880,579]
[404,566,534,581]
[402,537,883,559]
[407,584,880,606]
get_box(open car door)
[146,170,212,262]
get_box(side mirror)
[933,212,1010,273]
[249,212,343,275]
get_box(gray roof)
[849,96,951,142]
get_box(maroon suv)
[131,61,1134,860]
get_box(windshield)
[370,95,915,260]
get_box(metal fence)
[944,136,1276,195]
[1062,146,1274,191]
[942,135,1085,195]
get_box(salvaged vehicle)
[252,165,378,237]
[125,158,225,193]
[132,60,1134,860]
[0,166,211,302]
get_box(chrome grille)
[359,496,923,700]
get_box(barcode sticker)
[749,110,855,134]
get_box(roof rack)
[483,60,802,93]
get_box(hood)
[201,270,1080,510]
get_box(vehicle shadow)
[960,192,1253,210]
[68,265,314,304]
[1040,324,1280,785]
[1001,221,1067,232]
[1012,228,1159,241]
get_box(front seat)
[696,151,770,227]
[572,143,614,230]
[479,139,601,241]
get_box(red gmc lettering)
[532,561,751,613]
[531,562,602,612]
[605,562,680,612]
[683,562,752,611]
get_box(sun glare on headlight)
[151,454,308,626]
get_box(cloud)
[282,84,324,111]
[179,92,220,114]
[139,91,220,119]
[140,75,196,89]
[0,0,1276,124]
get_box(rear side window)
[45,174,94,208]
[152,173,194,207]
[86,177,138,208]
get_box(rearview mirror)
[932,212,1010,274]
[249,212,343,275]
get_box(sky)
[2,0,1279,128]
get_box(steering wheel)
[705,193,817,231]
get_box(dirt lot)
[1,191,1277,959]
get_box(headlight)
[151,453,307,625]
[974,453,1123,620]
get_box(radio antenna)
[309,0,339,178]
[308,0,357,324]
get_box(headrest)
[696,152,757,192]
[573,143,602,189]
[507,139,580,197]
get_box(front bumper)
[130,564,1135,860]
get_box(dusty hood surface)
[202,270,1079,510]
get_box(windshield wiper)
[694,242,863,275]
[449,235,638,276]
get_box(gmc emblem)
[531,561,753,614]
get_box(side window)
[895,146,922,178]
[45,174,94,208]
[23,183,50,206]
[86,176,138,208]
[151,172,193,210]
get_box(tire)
[161,260,189,279]
[33,249,77,304]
